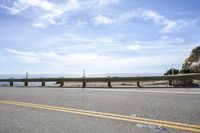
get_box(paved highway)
[0,87,200,133]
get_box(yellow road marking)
[1,100,199,129]
[0,100,199,132]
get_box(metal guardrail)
[0,73,200,87]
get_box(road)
[0,87,200,133]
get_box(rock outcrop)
[164,46,200,86]
[182,46,200,73]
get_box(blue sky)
[0,0,200,74]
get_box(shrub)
[179,68,191,74]
[164,68,179,75]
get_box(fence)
[0,73,200,88]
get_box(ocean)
[0,73,163,79]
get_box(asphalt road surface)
[0,87,200,133]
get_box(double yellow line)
[0,100,199,132]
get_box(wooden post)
[24,82,28,86]
[10,82,13,87]
[42,81,45,87]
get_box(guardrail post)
[82,81,86,88]
[10,82,13,87]
[107,76,112,88]
[41,81,45,87]
[24,82,28,86]
[108,82,112,88]
[82,77,86,88]
[56,81,64,87]
[59,81,64,87]
[137,81,141,88]
[136,76,141,88]
[169,80,172,86]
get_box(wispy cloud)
[0,0,120,28]
[1,0,68,16]
[94,14,116,25]
[1,1,199,74]
[98,0,120,6]
[34,32,196,56]
[0,0,78,28]
[140,10,189,33]
[5,38,197,72]
[1,0,197,32]
[4,48,187,73]
[6,48,40,63]
[127,45,142,51]
[97,9,195,33]
[160,35,184,43]
[5,48,66,64]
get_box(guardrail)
[0,73,200,88]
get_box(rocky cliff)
[182,46,200,73]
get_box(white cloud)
[6,48,40,63]
[1,0,57,14]
[4,47,190,73]
[12,0,57,26]
[140,10,189,33]
[37,32,192,56]
[1,0,121,28]
[89,9,192,32]
[94,14,116,25]
[1,0,81,28]
[6,48,64,64]
[113,9,192,33]
[141,10,164,23]
[32,22,46,28]
[32,0,80,28]
[127,45,142,51]
[98,0,120,6]
[160,35,184,43]
[1,1,195,31]
[0,0,27,14]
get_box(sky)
[0,0,200,75]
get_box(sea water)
[0,73,162,79]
